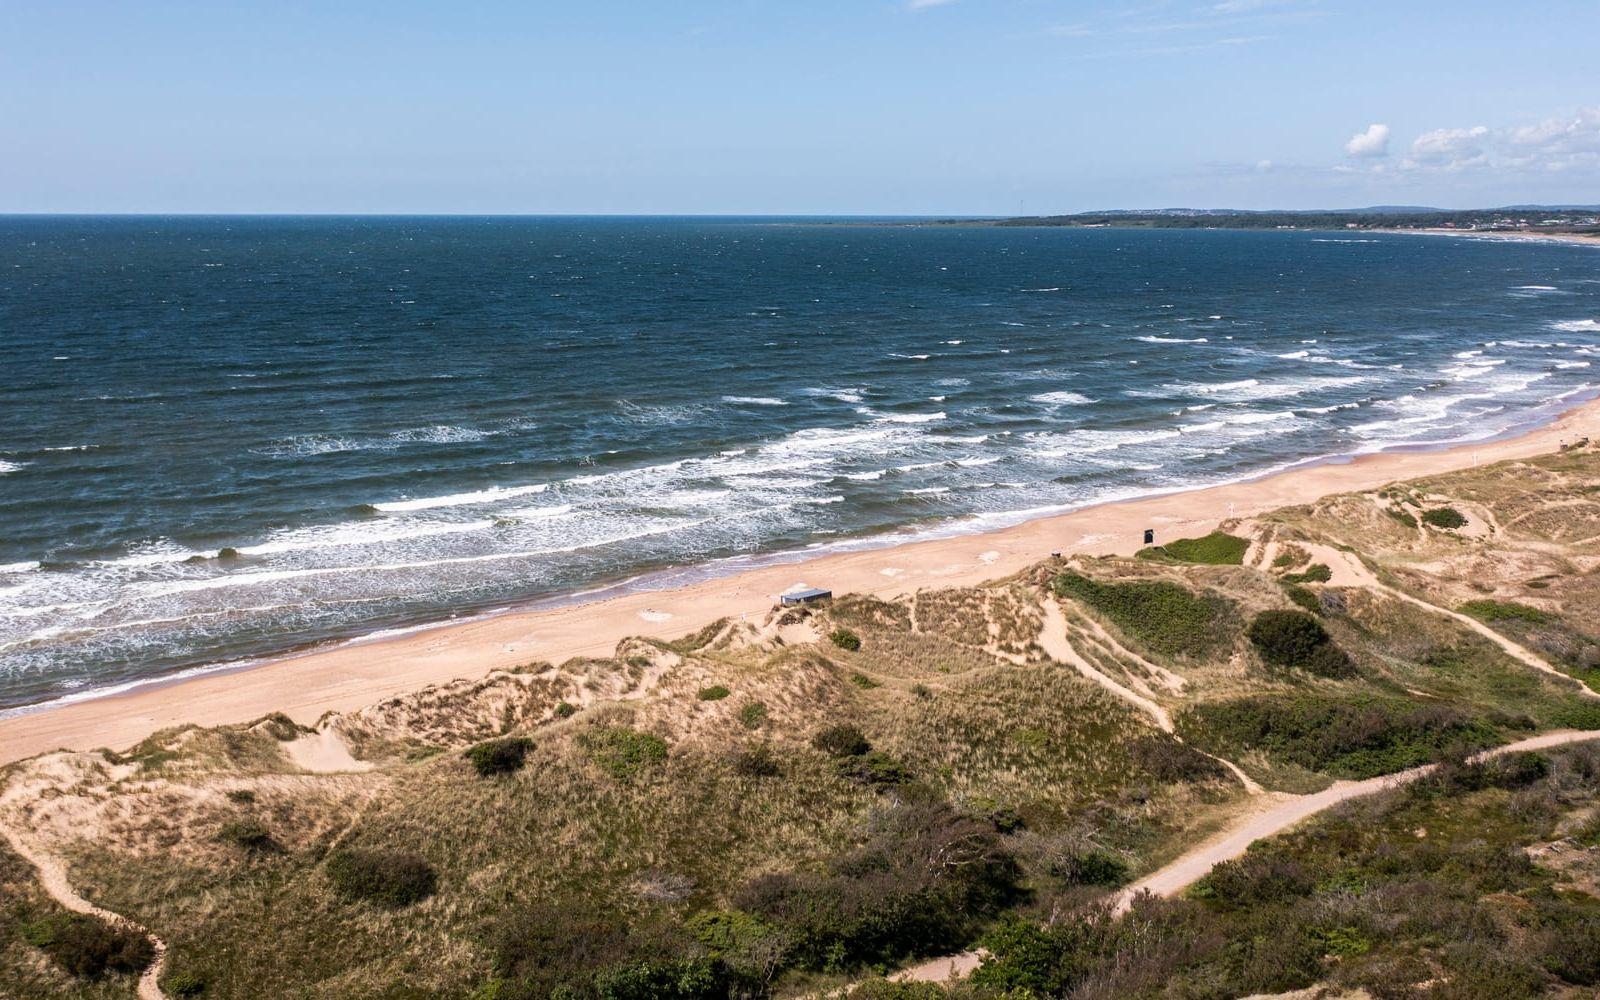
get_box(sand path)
[1037,598,1174,732]
[1305,544,1600,700]
[0,811,168,999]
[894,729,1600,985]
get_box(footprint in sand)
[638,609,673,623]
[978,550,1000,565]
[880,567,904,577]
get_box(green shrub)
[1052,571,1220,657]
[1194,853,1316,909]
[463,736,534,777]
[849,672,880,689]
[812,724,871,757]
[736,701,768,729]
[1247,610,1354,677]
[166,970,208,997]
[1129,735,1228,783]
[1458,599,1551,624]
[836,751,913,788]
[553,701,577,718]
[1178,694,1497,778]
[735,800,1020,971]
[1057,849,1130,886]
[830,628,862,651]
[21,912,155,978]
[584,727,669,780]
[1138,531,1249,565]
[325,848,438,908]
[217,817,273,851]
[1281,563,1331,584]
[1284,585,1322,615]
[733,743,782,778]
[1422,507,1467,529]
[1387,507,1419,528]
[224,788,256,804]
[696,685,731,701]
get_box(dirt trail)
[1112,728,1600,912]
[0,812,168,999]
[1037,599,1174,732]
[892,729,1600,985]
[1306,544,1600,700]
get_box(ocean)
[2,217,1598,713]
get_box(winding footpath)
[0,809,169,999]
[895,728,1600,984]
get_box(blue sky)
[3,1,1597,213]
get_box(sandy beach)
[5,395,1600,765]
[1409,228,1600,247]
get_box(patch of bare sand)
[283,725,372,773]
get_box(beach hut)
[780,587,832,607]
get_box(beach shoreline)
[1406,227,1600,247]
[6,391,1600,765]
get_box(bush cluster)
[736,701,768,729]
[1247,610,1354,677]
[1458,599,1552,624]
[1177,694,1497,778]
[1280,563,1331,584]
[732,743,782,778]
[1138,531,1249,565]
[21,912,154,978]
[325,848,438,908]
[696,685,731,701]
[464,736,534,777]
[1128,735,1228,784]
[1052,572,1219,657]
[1284,585,1322,615]
[733,800,1022,971]
[830,628,862,652]
[217,816,274,851]
[584,727,669,781]
[812,724,871,757]
[1422,506,1467,529]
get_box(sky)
[3,1,1598,214]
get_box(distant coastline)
[911,205,1600,242]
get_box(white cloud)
[1344,123,1390,158]
[906,0,957,9]
[1406,125,1489,169]
[1505,106,1600,158]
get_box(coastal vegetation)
[1136,530,1248,565]
[7,446,1600,996]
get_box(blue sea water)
[2,217,1599,712]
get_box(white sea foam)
[237,519,498,556]
[867,410,946,424]
[1551,320,1600,332]
[803,387,866,403]
[1136,335,1208,344]
[1029,391,1095,406]
[0,561,39,574]
[0,461,26,475]
[373,483,548,512]
[721,396,788,406]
